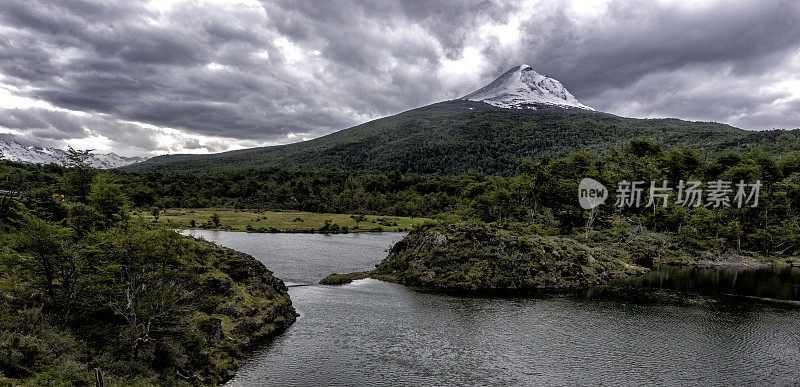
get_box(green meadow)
[134,208,431,233]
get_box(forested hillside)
[128,100,800,175]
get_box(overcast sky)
[1,0,799,157]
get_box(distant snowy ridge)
[463,64,593,111]
[0,139,145,169]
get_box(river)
[183,230,800,386]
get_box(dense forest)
[0,151,296,385]
[128,140,800,261]
[128,100,800,175]
[7,138,800,261]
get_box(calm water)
[184,230,800,386]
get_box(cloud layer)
[0,0,799,156]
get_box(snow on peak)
[0,139,146,169]
[463,64,594,111]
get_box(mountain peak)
[463,65,593,111]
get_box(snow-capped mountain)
[0,139,145,169]
[463,64,594,111]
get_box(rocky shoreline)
[691,253,772,269]
[179,239,299,385]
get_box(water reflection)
[611,265,800,302]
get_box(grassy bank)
[134,209,431,233]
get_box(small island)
[322,222,649,290]
[322,218,795,290]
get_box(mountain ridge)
[0,139,146,169]
[127,99,796,175]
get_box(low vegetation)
[0,150,296,385]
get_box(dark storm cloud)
[0,0,799,156]
[0,108,87,140]
[512,1,800,99]
[258,0,519,110]
[0,0,351,143]
[0,107,165,152]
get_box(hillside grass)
[134,208,431,233]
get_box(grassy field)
[133,208,432,233]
